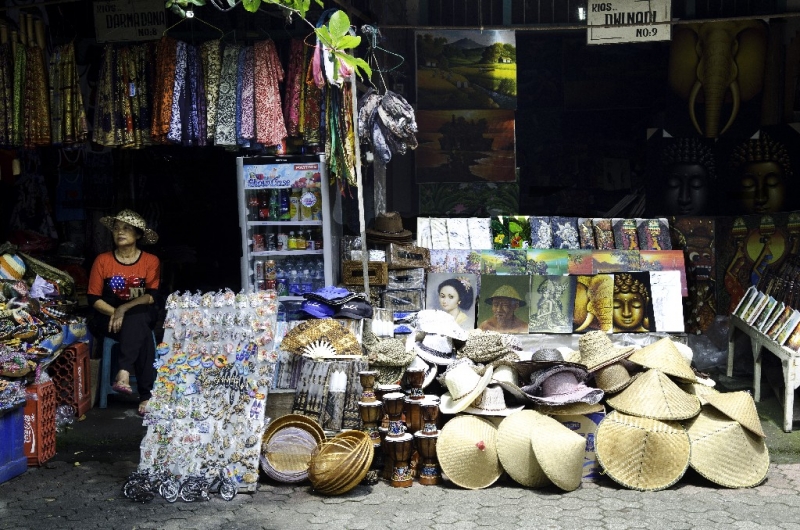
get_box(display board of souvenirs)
[137,289,277,496]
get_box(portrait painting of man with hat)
[477,274,530,334]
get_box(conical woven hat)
[677,381,720,406]
[684,408,769,488]
[496,410,550,488]
[627,337,696,382]
[596,410,690,491]
[578,331,635,371]
[704,391,765,438]
[530,413,586,492]
[437,415,501,490]
[593,362,639,394]
[606,369,701,420]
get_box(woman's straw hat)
[703,391,765,438]
[462,384,525,417]
[596,410,691,491]
[683,407,769,488]
[578,331,635,372]
[496,410,550,488]
[593,362,640,394]
[606,369,701,421]
[627,337,696,383]
[437,415,501,489]
[529,412,587,492]
[99,209,159,244]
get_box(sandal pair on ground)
[112,370,148,416]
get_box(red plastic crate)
[49,342,92,417]
[23,381,57,466]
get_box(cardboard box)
[556,410,606,481]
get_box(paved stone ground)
[4,371,800,529]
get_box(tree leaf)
[315,26,333,47]
[242,0,261,12]
[335,35,361,50]
[328,10,351,40]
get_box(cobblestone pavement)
[4,457,800,529]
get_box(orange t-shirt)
[87,251,160,308]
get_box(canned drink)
[265,279,276,290]
[276,277,289,296]
[256,280,266,291]
[254,260,264,281]
[264,260,277,280]
[253,234,265,252]
[277,232,289,251]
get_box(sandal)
[112,379,133,395]
[138,400,149,417]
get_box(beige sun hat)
[535,401,605,416]
[578,331,635,372]
[496,410,550,488]
[606,369,701,421]
[100,209,159,244]
[684,407,769,488]
[593,362,640,394]
[491,364,529,404]
[596,410,691,491]
[462,384,525,417]
[437,415,501,489]
[704,391,765,438]
[439,361,495,414]
[529,412,587,492]
[627,337,697,383]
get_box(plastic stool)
[98,334,154,408]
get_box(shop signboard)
[94,0,166,43]
[587,0,671,45]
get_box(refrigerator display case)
[236,155,335,304]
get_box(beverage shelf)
[248,221,323,226]
[252,250,323,257]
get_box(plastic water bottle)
[312,268,325,291]
[300,269,313,294]
[288,270,300,295]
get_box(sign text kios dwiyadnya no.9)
[587,0,671,45]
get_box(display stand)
[728,314,800,432]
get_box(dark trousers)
[96,304,157,401]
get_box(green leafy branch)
[164,0,371,80]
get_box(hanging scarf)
[235,46,246,147]
[214,44,240,146]
[92,44,116,146]
[301,45,321,146]
[283,38,304,137]
[151,37,177,144]
[12,45,26,147]
[253,39,286,147]
[127,43,152,148]
[186,44,206,146]
[56,43,88,146]
[200,40,221,142]
[238,46,254,146]
[23,43,50,147]
[167,40,187,144]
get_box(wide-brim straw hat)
[593,362,640,394]
[535,401,605,416]
[437,415,501,489]
[683,407,769,488]
[521,365,604,406]
[496,410,550,488]
[529,411,587,492]
[627,337,697,383]
[596,410,691,491]
[491,364,529,404]
[308,430,373,495]
[462,384,525,417]
[100,209,159,244]
[606,369,701,421]
[413,332,457,365]
[415,309,469,341]
[704,391,765,438]
[578,330,635,372]
[439,362,495,414]
[280,318,363,357]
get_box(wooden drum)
[414,432,441,485]
[404,397,423,435]
[385,432,414,487]
[382,392,406,437]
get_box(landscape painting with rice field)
[416,30,517,110]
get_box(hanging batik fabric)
[200,40,221,143]
[122,43,152,148]
[167,40,187,144]
[11,45,25,146]
[186,44,206,146]
[23,43,50,147]
[151,37,177,144]
[253,40,286,148]
[49,42,88,146]
[237,46,254,147]
[0,43,13,146]
[283,38,304,137]
[214,44,240,146]
[301,45,321,146]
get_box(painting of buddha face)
[658,138,716,216]
[612,273,654,333]
[730,133,793,214]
